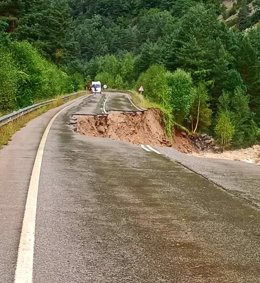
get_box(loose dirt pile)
[75,109,169,146]
[74,109,195,152]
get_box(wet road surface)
[0,97,88,283]
[159,147,260,209]
[35,93,260,282]
[0,92,260,282]
[105,92,141,112]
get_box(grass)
[130,90,159,109]
[0,91,86,149]
[129,90,175,139]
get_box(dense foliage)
[0,17,83,115]
[1,0,260,147]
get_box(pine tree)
[237,0,250,31]
[13,0,72,63]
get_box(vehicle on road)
[91,81,102,94]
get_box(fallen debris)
[190,134,222,153]
[73,109,195,152]
[73,109,260,165]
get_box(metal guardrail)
[0,91,83,128]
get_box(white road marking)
[127,95,144,111]
[14,97,85,283]
[103,94,110,114]
[146,145,161,155]
[141,144,151,152]
[141,144,161,154]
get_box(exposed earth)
[74,108,260,165]
[75,109,170,147]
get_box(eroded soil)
[74,108,260,164]
[74,109,195,153]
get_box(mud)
[74,109,195,152]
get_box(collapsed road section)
[72,108,195,152]
[74,109,168,146]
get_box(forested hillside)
[1,0,260,147]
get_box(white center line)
[146,145,161,154]
[103,94,110,114]
[14,97,85,283]
[141,144,151,152]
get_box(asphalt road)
[0,92,260,282]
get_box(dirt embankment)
[74,109,260,165]
[74,109,195,152]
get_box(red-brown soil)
[74,109,195,153]
[74,109,260,164]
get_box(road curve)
[0,92,260,282]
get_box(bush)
[189,83,212,133]
[95,72,114,88]
[0,47,18,112]
[10,41,76,106]
[217,87,258,147]
[0,39,82,113]
[215,111,235,147]
[167,69,195,124]
[69,73,85,92]
[136,64,169,105]
[92,53,136,89]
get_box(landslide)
[74,109,195,152]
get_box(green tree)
[190,83,212,133]
[120,53,136,87]
[0,46,18,112]
[165,4,221,80]
[95,72,114,88]
[70,15,108,62]
[237,0,250,30]
[217,87,258,147]
[136,9,175,44]
[167,69,195,123]
[230,87,258,147]
[136,64,169,105]
[11,41,72,106]
[215,111,235,148]
[235,34,260,126]
[135,42,166,75]
[14,0,72,63]
[247,28,260,126]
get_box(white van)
[91,81,102,94]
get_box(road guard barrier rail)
[0,91,84,128]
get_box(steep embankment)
[74,109,195,152]
[74,108,260,165]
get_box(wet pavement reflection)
[34,94,260,283]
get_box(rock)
[205,138,215,145]
[97,125,105,134]
[195,142,202,149]
[181,131,187,137]
[212,146,223,153]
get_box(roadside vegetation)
[1,1,260,148]
[0,92,85,148]
[0,22,84,116]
